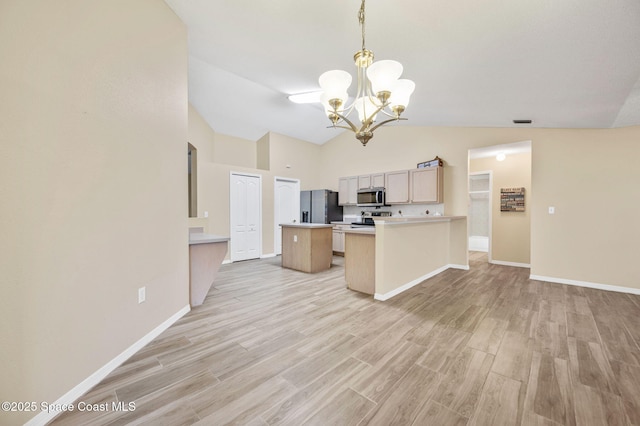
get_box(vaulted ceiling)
[164,0,640,144]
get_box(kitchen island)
[281,223,333,273]
[189,232,230,307]
[344,216,468,300]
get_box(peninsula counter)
[189,233,229,307]
[343,216,468,300]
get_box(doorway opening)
[468,141,532,267]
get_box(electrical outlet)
[138,287,146,304]
[204,211,208,218]
[548,206,555,215]
[294,235,298,242]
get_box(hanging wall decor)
[500,187,525,212]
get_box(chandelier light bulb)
[319,70,352,104]
[366,60,403,95]
[354,96,379,124]
[389,79,416,110]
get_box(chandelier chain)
[358,0,366,51]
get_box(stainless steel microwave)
[357,187,385,207]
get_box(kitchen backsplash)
[343,203,445,220]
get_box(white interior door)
[230,173,261,261]
[274,178,300,255]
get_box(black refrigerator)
[300,190,343,224]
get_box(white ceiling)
[164,0,640,145]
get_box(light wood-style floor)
[51,252,640,425]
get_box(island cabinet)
[338,176,357,205]
[410,166,443,203]
[344,230,375,295]
[385,170,410,204]
[281,223,333,273]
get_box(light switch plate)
[138,287,146,304]
[294,235,298,242]
[548,206,555,214]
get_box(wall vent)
[513,119,532,124]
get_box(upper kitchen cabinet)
[410,166,443,203]
[338,176,358,205]
[358,173,385,190]
[385,170,410,204]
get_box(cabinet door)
[385,170,410,204]
[371,173,385,188]
[358,175,372,190]
[347,176,358,204]
[338,178,349,205]
[410,167,443,203]
[332,230,345,252]
[339,176,358,205]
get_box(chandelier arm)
[329,124,358,131]
[332,112,359,133]
[367,117,408,133]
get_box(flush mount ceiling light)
[288,91,323,104]
[318,0,415,146]
[496,152,506,161]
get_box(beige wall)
[531,127,640,289]
[470,151,532,265]
[0,1,188,424]
[214,133,257,168]
[267,133,323,190]
[188,104,215,164]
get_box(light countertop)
[280,223,334,229]
[376,216,466,225]
[189,233,230,245]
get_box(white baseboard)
[374,265,452,301]
[529,274,640,296]
[449,264,470,271]
[222,259,232,264]
[260,253,277,259]
[26,304,190,426]
[491,260,530,268]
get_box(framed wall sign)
[500,187,525,212]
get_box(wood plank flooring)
[51,252,640,425]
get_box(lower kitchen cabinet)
[332,224,349,255]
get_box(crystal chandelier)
[319,0,415,146]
